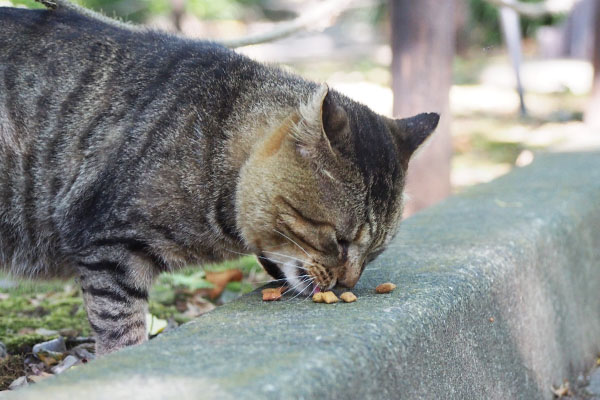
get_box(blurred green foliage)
[9,0,265,21]
[468,0,567,46]
[9,0,567,46]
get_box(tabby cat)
[0,1,439,354]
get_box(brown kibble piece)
[340,292,357,303]
[322,291,339,304]
[262,287,284,301]
[375,282,397,294]
[312,292,324,303]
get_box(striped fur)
[0,5,438,354]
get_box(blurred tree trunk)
[585,0,600,128]
[389,0,455,217]
[171,0,185,32]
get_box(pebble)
[33,337,67,366]
[27,372,53,383]
[71,345,96,362]
[8,376,28,390]
[51,355,80,374]
[33,337,67,355]
[586,368,600,396]
[58,328,79,338]
[35,328,59,336]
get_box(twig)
[485,0,576,17]
[220,0,356,48]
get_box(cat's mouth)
[257,253,324,295]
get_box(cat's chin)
[257,254,333,295]
[279,260,317,295]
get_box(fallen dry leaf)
[205,269,243,299]
[551,381,570,398]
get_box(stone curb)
[8,152,600,400]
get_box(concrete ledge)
[9,152,600,400]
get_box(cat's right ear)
[293,84,351,159]
[390,112,440,159]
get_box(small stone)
[33,337,66,354]
[375,282,397,294]
[35,328,59,336]
[340,292,357,303]
[51,355,80,374]
[8,376,28,390]
[27,372,53,383]
[322,291,339,304]
[586,368,600,396]
[71,345,96,362]
[58,328,79,338]
[33,337,67,366]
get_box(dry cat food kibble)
[340,292,357,303]
[375,282,397,294]
[262,287,285,301]
[312,291,339,304]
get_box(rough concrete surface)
[8,152,600,400]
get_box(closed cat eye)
[337,239,350,260]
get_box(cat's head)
[237,84,438,294]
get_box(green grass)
[0,256,264,353]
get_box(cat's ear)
[389,113,440,158]
[294,83,350,158]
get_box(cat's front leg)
[77,257,153,355]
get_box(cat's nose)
[337,273,360,289]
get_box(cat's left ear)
[389,113,440,159]
[293,83,350,158]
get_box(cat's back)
[0,6,247,277]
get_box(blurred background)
[5,0,599,210]
[1,0,599,386]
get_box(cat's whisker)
[223,248,256,258]
[284,274,312,296]
[262,250,315,267]
[287,276,315,301]
[223,248,288,269]
[223,248,312,275]
[251,277,290,284]
[285,274,314,298]
[272,229,311,259]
